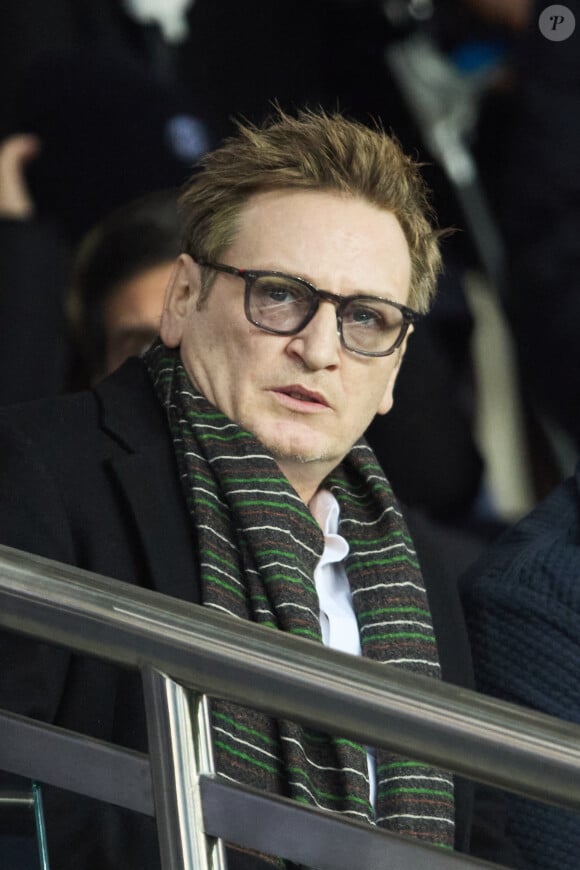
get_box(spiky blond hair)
[180,108,443,312]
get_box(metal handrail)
[1,544,580,807]
[1,543,580,868]
[0,701,500,870]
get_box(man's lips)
[270,384,331,410]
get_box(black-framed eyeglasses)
[195,258,420,357]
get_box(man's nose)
[287,300,341,369]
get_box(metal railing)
[1,544,580,869]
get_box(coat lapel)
[95,359,201,605]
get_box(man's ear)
[376,326,413,416]
[159,254,200,348]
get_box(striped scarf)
[145,342,454,858]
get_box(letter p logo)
[539,5,576,40]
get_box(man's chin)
[269,443,344,478]
[245,421,341,470]
[262,433,331,466]
[260,435,345,501]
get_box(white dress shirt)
[309,489,377,808]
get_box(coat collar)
[94,357,161,452]
[94,358,201,605]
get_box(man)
[0,132,70,403]
[0,130,183,400]
[0,109,487,869]
[68,189,181,385]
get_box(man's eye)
[257,281,304,305]
[267,286,297,303]
[348,305,385,329]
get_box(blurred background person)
[461,460,580,870]
[486,0,580,460]
[460,3,580,867]
[0,132,70,403]
[0,29,210,402]
[0,133,184,400]
[67,189,181,386]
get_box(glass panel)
[0,775,50,870]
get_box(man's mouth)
[273,385,330,408]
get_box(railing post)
[142,666,227,870]
[32,782,50,870]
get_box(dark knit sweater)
[460,463,580,870]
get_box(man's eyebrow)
[253,265,389,298]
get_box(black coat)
[0,358,499,868]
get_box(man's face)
[161,190,412,501]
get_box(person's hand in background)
[0,134,40,219]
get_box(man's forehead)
[227,189,406,250]
[224,188,411,299]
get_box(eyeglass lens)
[248,274,405,354]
